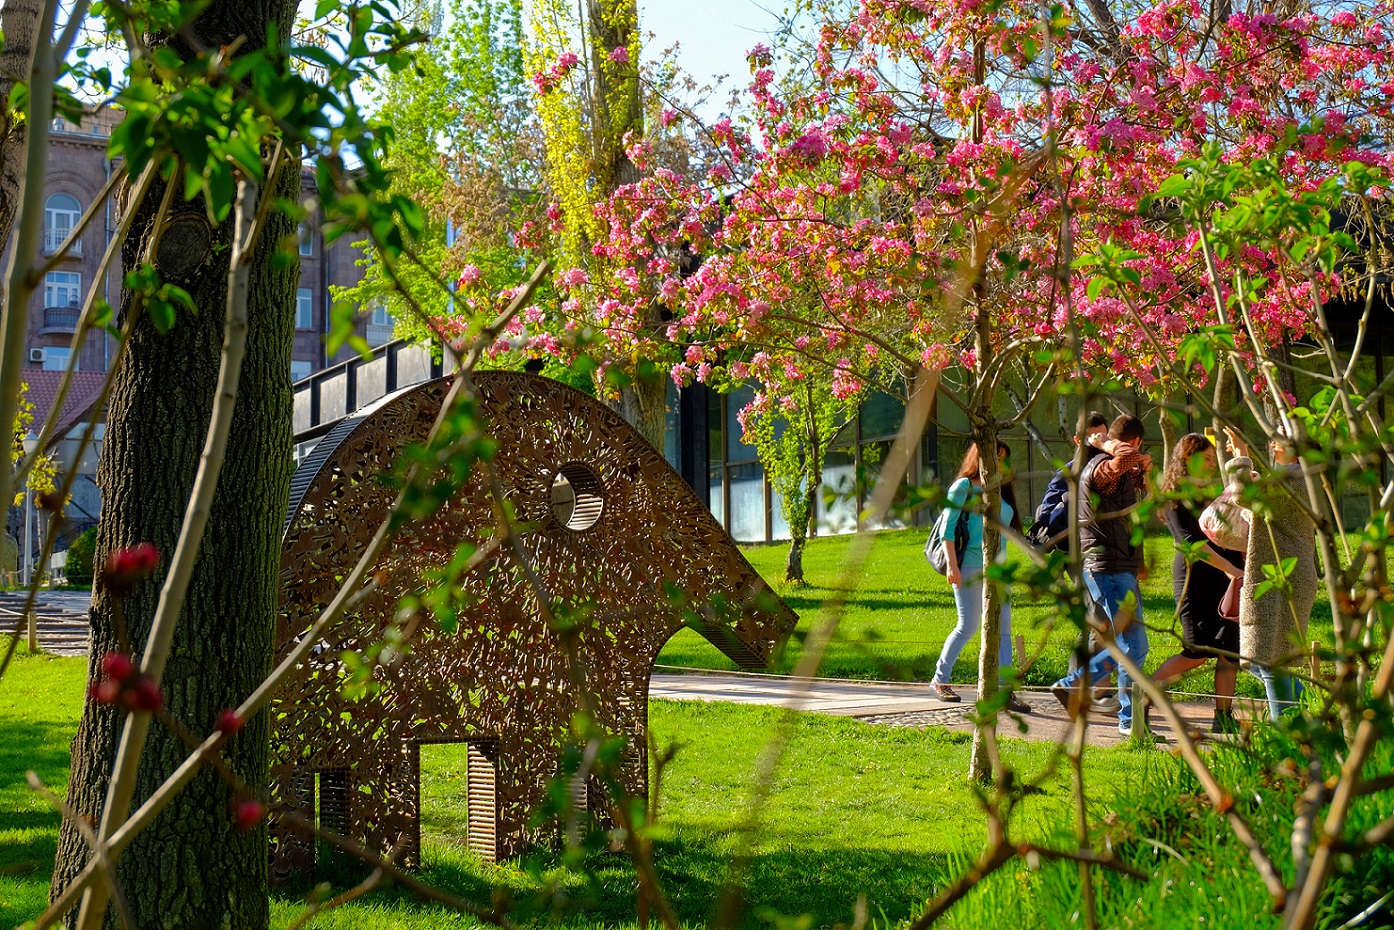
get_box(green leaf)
[148,300,175,335]
[1155,175,1191,198]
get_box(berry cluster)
[88,652,163,712]
[104,543,161,594]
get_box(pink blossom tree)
[592,0,1394,781]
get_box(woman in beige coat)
[1223,426,1318,720]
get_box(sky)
[638,1,784,103]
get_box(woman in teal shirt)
[931,441,1027,711]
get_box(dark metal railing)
[42,306,80,332]
[291,338,447,444]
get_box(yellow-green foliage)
[526,0,638,270]
[10,383,57,505]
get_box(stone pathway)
[0,591,93,657]
[650,670,1255,747]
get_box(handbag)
[1200,488,1250,552]
[1218,576,1242,622]
[925,500,970,576]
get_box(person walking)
[1027,410,1109,552]
[1027,410,1119,714]
[930,441,1030,714]
[1049,414,1153,734]
[1223,424,1317,721]
[1150,433,1244,732]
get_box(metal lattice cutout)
[268,372,796,879]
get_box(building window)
[291,360,313,382]
[296,289,313,329]
[298,219,314,257]
[44,271,82,309]
[43,346,72,372]
[366,301,394,347]
[44,193,81,255]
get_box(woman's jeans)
[934,559,1013,684]
[1251,665,1304,721]
[1054,571,1150,728]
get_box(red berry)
[216,709,243,736]
[104,543,161,592]
[89,679,121,705]
[101,652,134,681]
[233,798,265,831]
[127,675,163,712]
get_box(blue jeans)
[933,559,1014,684]
[1251,665,1303,721]
[1056,571,1149,727]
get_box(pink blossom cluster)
[531,52,580,95]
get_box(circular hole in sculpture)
[551,462,605,531]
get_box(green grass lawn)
[657,528,1335,702]
[1,651,1153,929]
[4,651,1391,929]
[0,651,86,923]
[1,532,1387,929]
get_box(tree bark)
[784,438,824,584]
[0,0,41,246]
[614,378,666,450]
[967,36,1001,785]
[583,0,666,447]
[50,3,298,927]
[1158,393,1179,472]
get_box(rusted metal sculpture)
[269,372,796,880]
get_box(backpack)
[925,497,970,575]
[1025,495,1069,552]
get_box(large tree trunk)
[0,0,40,244]
[614,377,667,450]
[51,3,298,927]
[1158,393,1179,472]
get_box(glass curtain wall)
[707,386,927,544]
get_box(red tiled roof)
[19,370,108,448]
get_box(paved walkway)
[650,670,1241,746]
[1,591,93,657]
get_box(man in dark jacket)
[1050,414,1153,734]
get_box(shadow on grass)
[0,717,73,873]
[271,838,954,930]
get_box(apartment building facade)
[8,108,379,571]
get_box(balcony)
[42,306,80,333]
[365,322,394,347]
[43,228,82,258]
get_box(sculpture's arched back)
[270,372,796,877]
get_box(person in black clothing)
[1027,411,1109,551]
[1151,432,1244,732]
[1029,411,1118,712]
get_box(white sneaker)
[1090,691,1121,714]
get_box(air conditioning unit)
[29,348,44,363]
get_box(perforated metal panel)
[268,372,796,879]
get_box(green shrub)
[65,527,97,585]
